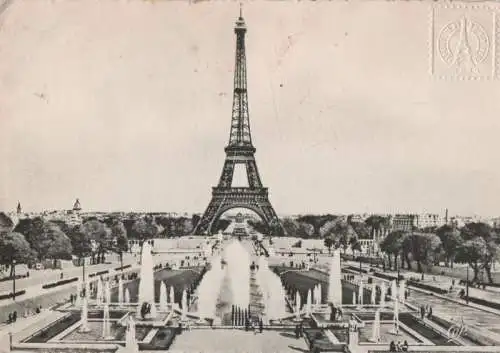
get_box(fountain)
[400,280,406,305]
[371,282,376,305]
[75,281,82,306]
[125,288,130,304]
[181,289,188,321]
[306,289,312,316]
[295,291,301,321]
[358,279,364,305]
[369,309,381,343]
[169,286,175,308]
[96,277,103,306]
[380,282,386,307]
[389,288,400,335]
[255,256,287,321]
[137,242,157,319]
[118,277,124,305]
[197,255,225,320]
[391,280,397,301]
[102,302,113,340]
[224,240,250,310]
[78,297,91,333]
[159,282,167,312]
[125,316,139,353]
[104,280,111,304]
[327,250,342,305]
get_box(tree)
[45,228,73,266]
[458,222,500,283]
[111,220,128,268]
[405,233,441,273]
[324,236,335,254]
[131,216,159,245]
[14,217,45,259]
[436,225,463,268]
[297,214,338,238]
[365,215,389,239]
[69,226,93,260]
[380,230,406,270]
[0,232,36,276]
[351,238,362,256]
[456,238,489,282]
[81,219,111,264]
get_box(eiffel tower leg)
[194,196,224,235]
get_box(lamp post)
[12,259,16,300]
[396,257,400,284]
[82,257,86,297]
[466,264,469,304]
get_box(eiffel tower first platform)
[193,10,281,235]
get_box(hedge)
[465,295,500,311]
[89,270,109,278]
[0,290,26,300]
[373,271,404,282]
[346,265,368,274]
[114,264,132,271]
[407,279,448,295]
[42,277,78,289]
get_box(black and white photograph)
[0,0,500,352]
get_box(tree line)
[0,214,200,275]
[379,222,500,283]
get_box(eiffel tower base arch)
[193,187,280,235]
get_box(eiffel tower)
[194,9,281,235]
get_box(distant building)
[415,213,446,229]
[390,213,446,231]
[73,198,82,212]
[391,214,417,232]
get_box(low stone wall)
[13,342,118,353]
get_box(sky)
[0,0,499,217]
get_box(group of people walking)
[420,304,433,319]
[244,317,264,334]
[389,340,409,352]
[6,305,43,324]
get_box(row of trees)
[379,222,500,283]
[0,214,201,274]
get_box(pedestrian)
[389,341,396,352]
[13,311,17,323]
[420,305,425,319]
[8,313,12,324]
[259,318,263,333]
[428,306,433,319]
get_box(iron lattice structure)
[194,12,281,235]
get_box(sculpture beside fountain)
[125,316,139,353]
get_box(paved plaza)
[168,329,309,353]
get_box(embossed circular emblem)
[438,16,489,71]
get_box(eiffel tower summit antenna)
[193,10,282,236]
